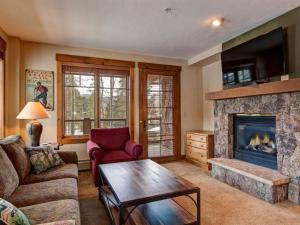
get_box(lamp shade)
[17,101,50,120]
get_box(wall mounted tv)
[221,28,288,89]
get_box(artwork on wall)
[25,69,54,111]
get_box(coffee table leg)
[119,205,125,225]
[197,190,201,225]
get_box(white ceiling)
[0,0,300,59]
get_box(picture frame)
[25,69,54,111]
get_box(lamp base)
[26,120,43,147]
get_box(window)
[57,54,134,144]
[0,37,6,138]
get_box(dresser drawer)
[187,133,207,143]
[186,146,208,163]
[187,140,207,149]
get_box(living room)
[0,1,300,225]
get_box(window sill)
[60,135,89,144]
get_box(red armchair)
[87,127,143,186]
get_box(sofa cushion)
[0,136,31,182]
[0,146,19,199]
[23,164,78,184]
[8,178,78,208]
[0,198,30,225]
[20,199,80,225]
[26,146,64,174]
[101,150,133,164]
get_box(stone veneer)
[213,92,300,203]
[211,164,288,203]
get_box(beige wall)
[198,55,223,131]
[15,41,202,161]
[5,37,20,135]
[0,27,21,136]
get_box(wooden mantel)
[206,78,300,100]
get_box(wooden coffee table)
[98,159,201,225]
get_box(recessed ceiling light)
[211,18,223,27]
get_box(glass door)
[139,65,181,161]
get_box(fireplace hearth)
[234,115,277,170]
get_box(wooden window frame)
[56,54,135,144]
[0,37,6,138]
[138,62,182,162]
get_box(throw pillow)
[26,146,64,174]
[0,136,31,182]
[0,198,31,225]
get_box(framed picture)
[25,69,54,111]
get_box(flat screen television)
[221,28,288,89]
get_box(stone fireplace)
[212,92,300,203]
[214,93,300,177]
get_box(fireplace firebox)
[234,115,277,169]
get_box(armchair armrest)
[87,140,103,160]
[125,140,143,159]
[57,151,78,164]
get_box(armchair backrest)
[90,127,130,151]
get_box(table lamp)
[17,101,50,146]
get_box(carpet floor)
[78,161,300,225]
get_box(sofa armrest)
[125,140,143,159]
[87,140,103,160]
[57,151,78,164]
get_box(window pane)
[64,87,95,120]
[113,77,126,88]
[148,107,162,118]
[81,76,95,87]
[100,120,126,128]
[147,92,160,108]
[65,74,80,86]
[99,74,128,128]
[99,76,111,88]
[112,89,126,118]
[100,88,111,119]
[64,121,83,136]
[63,73,95,136]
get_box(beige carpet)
[78,161,300,225]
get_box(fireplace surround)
[213,92,300,203]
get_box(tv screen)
[221,28,288,89]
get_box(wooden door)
[139,63,181,162]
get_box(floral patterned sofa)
[0,135,81,225]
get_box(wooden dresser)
[186,131,214,170]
